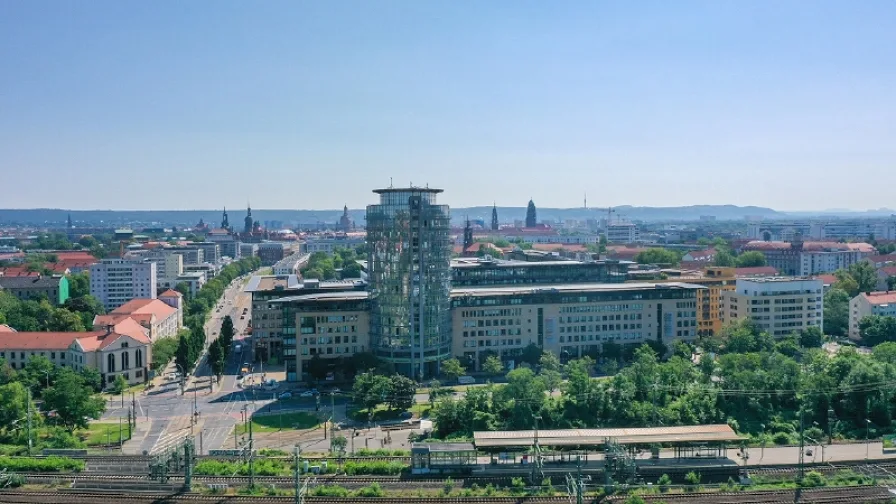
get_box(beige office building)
[721,277,823,337]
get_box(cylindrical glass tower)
[366,187,451,380]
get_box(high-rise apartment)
[366,187,452,379]
[721,277,823,337]
[89,258,157,311]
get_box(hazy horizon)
[2,1,894,210]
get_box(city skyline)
[2,1,895,210]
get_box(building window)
[107,353,116,373]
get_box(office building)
[451,282,702,370]
[240,243,259,259]
[304,234,366,254]
[849,291,896,340]
[450,257,629,287]
[654,267,737,337]
[721,277,823,337]
[175,272,206,297]
[190,242,221,264]
[258,242,286,266]
[90,259,157,311]
[246,274,366,380]
[271,291,370,380]
[168,246,204,266]
[0,274,69,305]
[606,223,640,244]
[367,187,452,379]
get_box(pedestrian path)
[149,415,204,455]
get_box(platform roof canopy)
[473,424,741,448]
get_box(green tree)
[539,351,562,372]
[307,354,331,381]
[388,374,416,411]
[209,340,225,379]
[0,382,35,436]
[48,307,85,332]
[175,282,192,301]
[634,248,682,265]
[441,358,466,382]
[67,272,91,298]
[872,342,896,364]
[736,251,767,267]
[799,326,823,348]
[539,369,562,393]
[859,315,896,346]
[823,288,850,337]
[833,271,860,297]
[483,355,504,375]
[331,435,347,455]
[848,260,879,294]
[151,337,179,372]
[713,250,736,267]
[79,367,102,393]
[353,372,392,412]
[341,262,362,279]
[520,343,543,367]
[174,333,192,373]
[110,374,128,395]
[42,369,106,432]
[219,315,235,350]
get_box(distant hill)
[0,205,787,227]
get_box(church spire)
[221,207,230,230]
[491,203,499,231]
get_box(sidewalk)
[120,418,153,455]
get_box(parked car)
[278,392,292,400]
[300,391,314,398]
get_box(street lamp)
[865,419,872,460]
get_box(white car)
[299,391,314,398]
[278,392,292,400]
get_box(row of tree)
[0,290,105,334]
[173,257,261,374]
[432,320,894,444]
[301,248,362,280]
[352,372,417,413]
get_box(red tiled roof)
[0,324,16,333]
[735,266,779,277]
[683,248,716,261]
[815,274,838,285]
[743,241,874,253]
[879,266,896,277]
[0,267,39,277]
[0,331,98,350]
[868,255,896,265]
[111,298,177,320]
[861,291,896,306]
[159,289,183,298]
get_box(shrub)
[658,473,671,493]
[312,485,349,497]
[684,471,700,492]
[0,456,84,473]
[355,483,384,497]
[0,473,25,488]
[355,448,409,456]
[773,432,793,445]
[624,496,647,504]
[800,471,826,488]
[443,477,454,496]
[258,448,289,456]
[343,460,407,475]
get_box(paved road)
[103,274,278,455]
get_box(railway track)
[604,485,896,503]
[0,491,569,504]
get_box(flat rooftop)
[269,291,369,303]
[450,282,703,298]
[474,424,741,448]
[245,274,302,292]
[738,277,820,283]
[373,187,443,194]
[451,258,634,268]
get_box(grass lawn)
[80,422,132,446]
[236,412,321,435]
[349,403,430,422]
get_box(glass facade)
[367,188,452,379]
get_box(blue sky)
[1,1,894,211]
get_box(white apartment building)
[176,272,206,297]
[144,249,184,289]
[273,253,310,276]
[90,259,157,311]
[849,291,896,340]
[721,277,823,337]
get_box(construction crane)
[591,207,616,244]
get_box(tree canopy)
[634,248,682,265]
